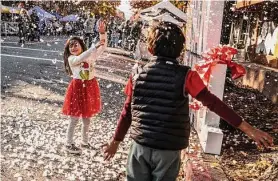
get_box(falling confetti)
[52,59,57,64]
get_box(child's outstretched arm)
[186,71,274,148]
[195,87,273,148]
[95,32,107,58]
[70,20,107,66]
[69,45,97,66]
[91,20,107,61]
[103,94,132,161]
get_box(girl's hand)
[98,20,106,34]
[102,140,120,161]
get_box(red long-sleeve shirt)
[113,70,243,141]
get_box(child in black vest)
[103,22,273,181]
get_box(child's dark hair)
[63,36,87,76]
[147,21,185,58]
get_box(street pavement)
[1,36,137,181]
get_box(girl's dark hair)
[63,36,87,76]
[147,21,185,58]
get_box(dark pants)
[127,141,181,181]
[18,26,26,43]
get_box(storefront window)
[238,17,249,49]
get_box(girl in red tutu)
[62,20,107,154]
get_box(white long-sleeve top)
[68,33,107,80]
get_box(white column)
[196,64,227,155]
[186,0,227,155]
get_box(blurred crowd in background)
[1,1,144,52]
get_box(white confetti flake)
[38,160,44,165]
[66,174,76,181]
[43,170,50,177]
[52,59,57,64]
[14,173,21,178]
[4,144,12,151]
[27,147,35,153]
[23,162,31,170]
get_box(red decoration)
[82,62,89,68]
[189,45,246,110]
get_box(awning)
[59,14,79,22]
[52,12,63,19]
[141,12,184,27]
[140,1,186,22]
[28,6,55,20]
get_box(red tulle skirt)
[62,78,101,118]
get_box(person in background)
[53,18,61,36]
[93,15,101,42]
[129,20,143,51]
[121,20,131,49]
[110,27,120,48]
[30,10,39,27]
[65,22,72,36]
[84,13,96,47]
[18,9,30,44]
[107,17,114,47]
[29,9,40,41]
[46,19,54,36]
[103,21,274,181]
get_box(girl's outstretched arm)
[95,32,108,58]
[90,20,108,61]
[70,19,107,65]
[69,45,97,66]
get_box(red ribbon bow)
[189,45,246,110]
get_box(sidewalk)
[180,132,229,181]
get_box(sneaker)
[81,143,94,149]
[65,144,82,154]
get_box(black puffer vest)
[130,56,191,150]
